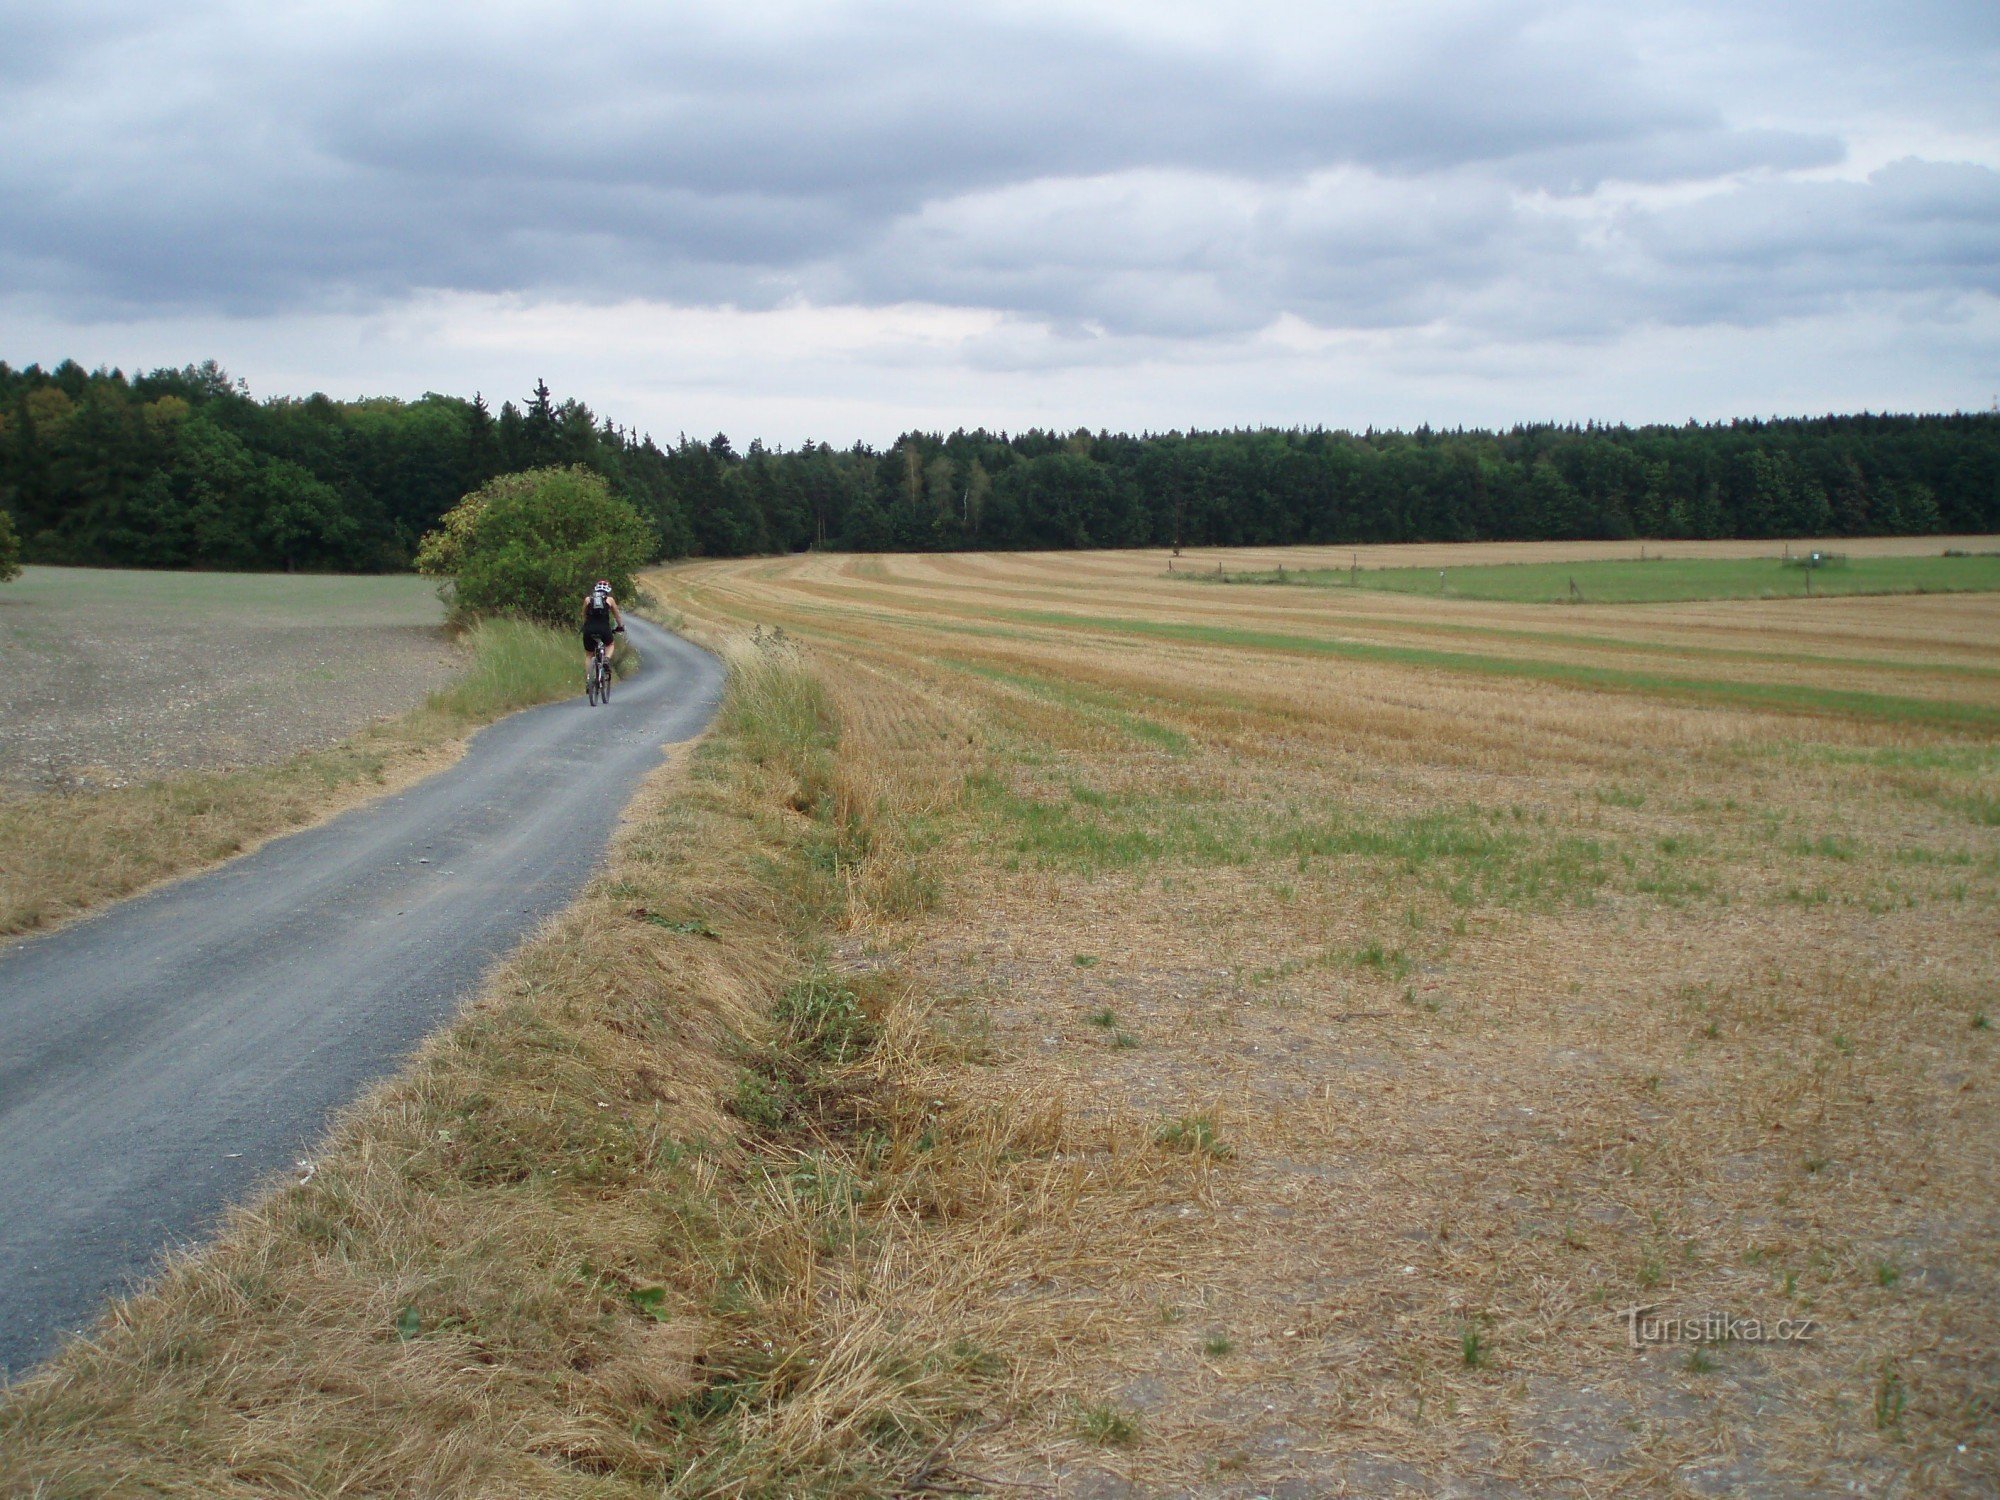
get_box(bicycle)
[586,641,613,706]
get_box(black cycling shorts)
[582,627,615,651]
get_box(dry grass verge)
[0,619,583,935]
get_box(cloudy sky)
[3,0,1996,444]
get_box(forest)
[3,358,1997,572]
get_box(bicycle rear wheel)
[586,654,600,706]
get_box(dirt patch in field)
[0,567,461,796]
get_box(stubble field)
[654,535,2000,1496]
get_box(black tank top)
[585,595,613,629]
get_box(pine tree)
[522,379,559,467]
[466,393,500,487]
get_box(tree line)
[3,357,1996,573]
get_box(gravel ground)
[0,568,462,796]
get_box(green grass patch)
[428,617,593,718]
[1155,1112,1232,1159]
[1461,1325,1490,1369]
[1805,744,2000,774]
[773,970,876,1065]
[1874,1362,1908,1430]
[722,648,840,776]
[1350,941,1414,978]
[967,771,1250,870]
[1075,1402,1140,1446]
[1191,552,2000,604]
[944,659,1192,754]
[1791,743,2000,829]
[968,771,1615,907]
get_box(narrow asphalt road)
[0,617,723,1376]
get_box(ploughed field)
[0,567,458,797]
[658,536,2000,1495]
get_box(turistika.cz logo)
[1619,1305,1817,1349]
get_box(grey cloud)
[0,1,143,83]
[1496,126,1844,197]
[1624,159,2000,317]
[0,0,1994,355]
[851,168,1545,338]
[840,152,2000,348]
[298,4,1694,196]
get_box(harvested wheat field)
[652,537,2000,1496]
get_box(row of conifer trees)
[3,359,1994,571]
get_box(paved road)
[0,617,722,1375]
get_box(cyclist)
[581,578,624,675]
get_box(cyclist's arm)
[609,599,625,630]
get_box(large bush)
[417,467,651,625]
[0,509,20,582]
